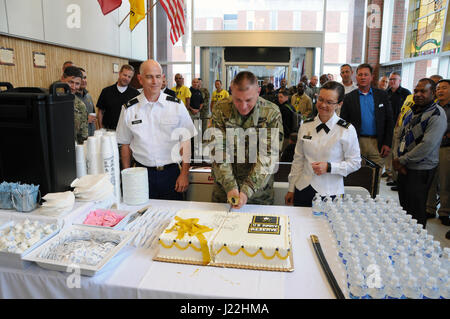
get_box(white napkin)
[71,174,110,193]
[39,191,75,216]
[42,191,75,208]
[71,174,114,202]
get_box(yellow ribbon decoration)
[216,246,290,260]
[165,216,213,264]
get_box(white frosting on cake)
[157,210,228,265]
[156,210,292,271]
[212,213,291,270]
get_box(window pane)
[164,64,192,89]
[156,0,192,63]
[324,0,365,65]
[408,0,447,57]
[193,0,325,31]
[323,64,341,83]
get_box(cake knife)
[127,205,151,225]
[310,235,345,299]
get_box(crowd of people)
[58,59,449,238]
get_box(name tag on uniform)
[378,103,384,108]
[132,120,142,125]
[399,141,406,153]
[303,135,312,140]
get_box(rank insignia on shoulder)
[166,95,181,103]
[337,119,350,128]
[125,98,139,108]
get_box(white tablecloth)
[0,200,347,299]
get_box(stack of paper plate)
[39,191,75,216]
[71,174,114,202]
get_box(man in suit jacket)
[161,74,176,97]
[340,63,394,193]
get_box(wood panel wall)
[0,35,132,108]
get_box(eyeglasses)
[317,97,340,106]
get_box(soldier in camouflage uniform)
[209,71,284,209]
[60,66,88,144]
[198,78,210,140]
[73,95,88,144]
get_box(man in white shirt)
[116,60,197,200]
[340,64,358,95]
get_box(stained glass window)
[409,0,447,57]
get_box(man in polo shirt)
[340,63,394,193]
[97,64,140,130]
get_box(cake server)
[127,205,151,225]
[310,235,345,299]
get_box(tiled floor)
[379,177,450,249]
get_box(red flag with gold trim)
[97,0,122,15]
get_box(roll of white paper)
[96,134,104,174]
[101,135,120,206]
[75,145,87,178]
[86,136,99,175]
[107,132,121,204]
[121,167,149,205]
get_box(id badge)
[399,141,406,153]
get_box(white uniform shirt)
[288,113,361,196]
[116,92,197,167]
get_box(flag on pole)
[98,0,122,15]
[129,0,146,31]
[160,0,186,45]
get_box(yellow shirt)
[172,85,192,106]
[211,89,230,106]
[396,94,414,127]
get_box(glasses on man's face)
[317,97,339,106]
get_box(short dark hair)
[418,78,436,92]
[340,64,352,71]
[356,63,373,74]
[319,74,329,85]
[215,79,222,84]
[233,71,258,88]
[320,81,345,103]
[63,66,83,79]
[120,64,135,73]
[279,90,290,97]
[437,79,450,86]
[78,67,85,72]
[430,74,443,82]
[390,71,401,77]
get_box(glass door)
[225,64,289,90]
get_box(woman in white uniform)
[285,81,361,207]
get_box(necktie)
[316,123,330,134]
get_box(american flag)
[160,0,186,45]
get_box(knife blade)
[127,205,151,225]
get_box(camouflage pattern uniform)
[74,95,88,144]
[210,97,284,205]
[199,87,210,138]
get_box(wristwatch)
[326,162,331,173]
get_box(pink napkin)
[83,209,125,227]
